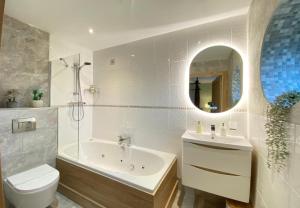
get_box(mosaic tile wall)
[261,0,300,103]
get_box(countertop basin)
[182,130,253,151]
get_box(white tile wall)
[92,14,248,175]
[247,113,300,208]
[253,191,267,208]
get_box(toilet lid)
[7,164,59,193]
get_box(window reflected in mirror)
[189,46,243,113]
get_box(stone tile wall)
[0,108,57,178]
[0,15,50,108]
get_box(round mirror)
[189,46,243,113]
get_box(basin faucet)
[118,135,131,146]
[210,125,216,139]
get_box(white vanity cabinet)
[181,131,252,203]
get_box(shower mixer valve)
[118,135,131,147]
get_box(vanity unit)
[182,130,252,203]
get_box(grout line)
[51,104,247,112]
[52,104,195,110]
[255,190,269,208]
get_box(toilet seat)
[6,164,59,193]
[5,164,60,208]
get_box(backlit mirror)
[189,46,243,113]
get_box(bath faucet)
[210,125,216,139]
[118,135,131,146]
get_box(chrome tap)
[210,125,216,139]
[118,135,131,146]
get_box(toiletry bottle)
[220,123,227,137]
[210,125,216,139]
[196,121,202,134]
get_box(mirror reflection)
[189,46,243,113]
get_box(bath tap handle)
[118,135,130,140]
[118,135,131,146]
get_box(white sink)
[182,130,253,151]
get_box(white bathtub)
[57,139,176,193]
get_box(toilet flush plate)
[12,117,36,133]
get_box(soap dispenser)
[220,123,227,137]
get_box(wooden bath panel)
[56,158,178,208]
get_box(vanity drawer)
[183,141,251,176]
[182,163,250,203]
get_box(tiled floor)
[55,193,82,208]
[56,187,225,208]
[172,187,225,208]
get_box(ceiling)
[4,0,252,51]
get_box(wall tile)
[170,60,187,86]
[0,133,23,157]
[92,12,248,186]
[259,164,290,208]
[295,124,300,144]
[169,85,186,108]
[288,189,300,208]
[253,191,268,208]
[169,31,188,62]
[0,108,58,178]
[0,15,50,107]
[92,107,127,141]
[286,143,300,195]
[187,30,210,58]
[168,109,187,132]
[57,107,78,152]
[290,102,300,125]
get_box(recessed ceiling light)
[197,41,201,44]
[131,54,135,57]
[89,28,94,34]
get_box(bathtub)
[57,139,176,193]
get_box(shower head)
[79,62,92,70]
[59,58,69,68]
[84,62,91,65]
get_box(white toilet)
[4,164,59,208]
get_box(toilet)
[4,164,59,208]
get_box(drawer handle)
[190,164,240,176]
[190,142,239,151]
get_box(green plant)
[32,89,44,101]
[265,91,300,172]
[6,89,19,102]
